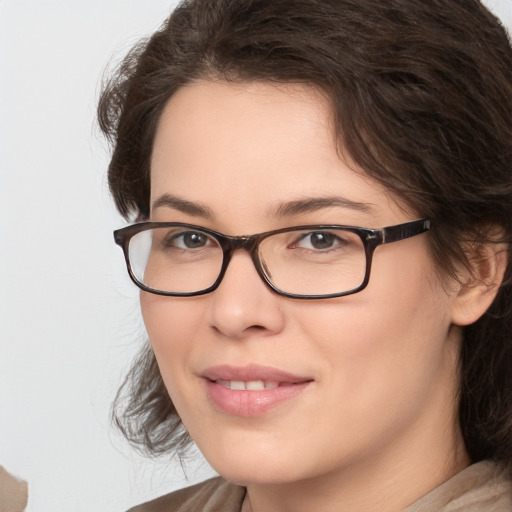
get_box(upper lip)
[201,364,313,384]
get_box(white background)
[1,1,511,511]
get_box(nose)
[205,250,286,340]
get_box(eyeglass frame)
[113,218,432,300]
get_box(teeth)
[245,380,265,390]
[215,380,281,390]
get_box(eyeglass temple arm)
[381,219,432,244]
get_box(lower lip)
[205,380,311,417]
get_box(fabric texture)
[128,460,512,512]
[405,460,512,511]
[127,477,244,512]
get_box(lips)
[201,365,313,416]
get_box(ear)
[450,241,508,326]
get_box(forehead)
[151,80,336,180]
[150,80,406,229]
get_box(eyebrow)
[152,193,375,221]
[272,196,375,217]
[152,193,214,218]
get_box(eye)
[296,231,341,251]
[166,230,213,250]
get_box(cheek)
[294,245,455,410]
[140,294,202,378]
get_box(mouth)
[201,365,313,416]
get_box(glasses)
[114,219,432,300]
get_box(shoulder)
[127,477,246,512]
[406,460,512,511]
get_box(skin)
[141,80,495,512]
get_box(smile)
[201,365,313,416]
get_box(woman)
[98,0,512,510]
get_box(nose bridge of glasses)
[219,234,264,281]
[222,234,259,253]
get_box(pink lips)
[202,365,313,417]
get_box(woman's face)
[143,80,464,486]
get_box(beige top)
[128,460,512,512]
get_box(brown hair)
[98,0,512,467]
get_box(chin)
[200,443,312,486]
[216,463,302,487]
